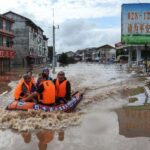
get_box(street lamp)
[52,9,59,74]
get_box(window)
[0,35,3,46]
[38,37,42,43]
[0,18,3,29]
[5,20,11,32]
[6,37,12,47]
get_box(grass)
[124,86,144,97]
[128,97,138,103]
[125,104,150,110]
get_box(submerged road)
[0,63,149,150]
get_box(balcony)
[0,29,14,37]
[0,46,14,51]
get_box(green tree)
[58,53,76,66]
[58,53,68,65]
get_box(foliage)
[123,86,144,97]
[124,104,150,110]
[128,97,138,103]
[58,53,76,66]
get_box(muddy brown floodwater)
[0,63,150,150]
[0,65,42,95]
[117,108,150,138]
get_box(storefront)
[26,55,44,67]
[0,15,15,74]
[120,3,150,67]
[0,50,15,74]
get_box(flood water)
[0,63,149,150]
[0,65,41,95]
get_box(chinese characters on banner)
[0,50,16,58]
[128,12,150,34]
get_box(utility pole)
[145,44,148,72]
[52,8,59,74]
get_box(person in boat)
[14,74,36,101]
[43,67,53,81]
[54,71,71,104]
[36,67,52,87]
[27,70,36,85]
[19,70,36,86]
[24,73,55,106]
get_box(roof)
[66,51,75,54]
[43,35,48,40]
[3,11,43,32]
[96,44,115,49]
[0,14,14,23]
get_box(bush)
[58,53,76,66]
[128,97,138,103]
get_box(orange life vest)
[14,79,33,100]
[19,77,36,86]
[55,79,67,98]
[39,80,55,104]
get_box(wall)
[4,13,29,66]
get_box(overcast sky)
[0,0,149,53]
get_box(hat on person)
[58,71,65,76]
[43,67,49,73]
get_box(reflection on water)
[21,130,64,150]
[116,108,150,138]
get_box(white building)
[92,45,116,63]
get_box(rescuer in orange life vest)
[54,71,71,104]
[14,74,36,101]
[27,70,36,85]
[18,70,36,86]
[24,73,55,105]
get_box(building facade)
[3,11,48,66]
[66,51,75,58]
[75,45,116,63]
[42,35,48,63]
[115,43,144,65]
[0,15,15,74]
[92,45,116,63]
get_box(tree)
[58,53,76,66]
[58,53,68,65]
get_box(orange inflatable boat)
[6,92,82,112]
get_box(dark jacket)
[36,76,53,87]
[53,78,71,101]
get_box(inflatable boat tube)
[6,92,82,112]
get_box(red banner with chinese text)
[0,50,16,58]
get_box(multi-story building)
[92,45,116,63]
[75,45,116,63]
[0,15,15,74]
[42,35,48,63]
[3,11,48,66]
[76,48,94,62]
